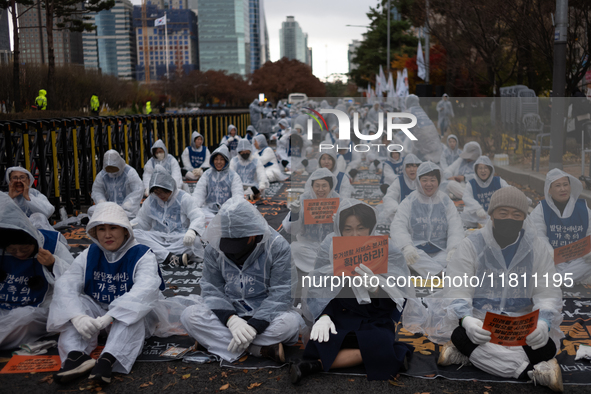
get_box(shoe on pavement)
[182,253,189,267]
[289,359,322,385]
[528,358,563,392]
[54,351,96,383]
[89,354,115,384]
[437,341,471,367]
[261,343,285,363]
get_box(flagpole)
[165,12,169,79]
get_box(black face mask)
[492,218,524,248]
[240,153,250,160]
[219,235,263,266]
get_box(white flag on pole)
[396,70,404,97]
[417,41,426,80]
[379,65,387,92]
[375,74,382,97]
[155,15,166,26]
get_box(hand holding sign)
[482,310,539,346]
[304,198,339,224]
[554,235,591,265]
[333,235,389,276]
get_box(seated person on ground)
[253,135,286,183]
[381,154,422,220]
[439,134,462,170]
[380,149,404,189]
[142,139,183,196]
[5,166,54,220]
[220,124,241,159]
[181,131,211,181]
[443,141,482,200]
[229,140,269,201]
[317,148,353,199]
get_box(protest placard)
[0,355,61,374]
[303,198,339,224]
[554,236,591,265]
[333,235,389,276]
[482,310,539,346]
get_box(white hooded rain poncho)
[390,161,464,277]
[381,154,422,222]
[5,166,55,219]
[192,145,244,222]
[317,148,353,198]
[180,197,304,362]
[253,134,287,183]
[142,139,183,195]
[220,124,242,159]
[444,141,482,199]
[229,139,269,196]
[529,168,591,283]
[0,193,73,349]
[89,150,144,219]
[405,95,443,163]
[439,134,462,170]
[132,165,206,263]
[436,94,454,134]
[181,131,211,180]
[47,202,165,374]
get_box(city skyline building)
[249,0,269,72]
[279,16,311,67]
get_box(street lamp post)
[550,0,568,170]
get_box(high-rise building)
[197,0,250,76]
[249,0,269,72]
[133,5,198,81]
[17,4,84,66]
[82,0,136,80]
[279,16,310,67]
[0,8,11,65]
[348,39,361,73]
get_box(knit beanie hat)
[487,186,529,215]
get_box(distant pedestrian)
[90,94,100,116]
[145,101,152,115]
[35,89,47,110]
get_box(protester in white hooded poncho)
[290,199,415,384]
[220,124,242,159]
[390,162,464,277]
[249,99,263,129]
[381,154,422,222]
[436,94,454,136]
[380,149,405,187]
[274,119,292,162]
[317,148,353,199]
[253,135,287,183]
[192,145,244,223]
[439,134,462,170]
[245,125,258,144]
[5,166,55,219]
[461,156,510,227]
[181,131,211,181]
[230,139,269,199]
[180,197,304,363]
[48,202,165,383]
[0,193,73,349]
[444,141,482,199]
[405,95,443,163]
[529,169,591,284]
[89,150,144,219]
[435,187,563,392]
[142,140,183,196]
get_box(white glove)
[192,168,203,177]
[310,315,337,343]
[446,248,456,263]
[226,316,257,352]
[476,208,488,219]
[288,199,301,214]
[354,264,379,293]
[228,338,249,354]
[144,188,150,197]
[526,320,549,350]
[71,315,101,340]
[402,245,420,266]
[95,315,114,330]
[183,230,197,247]
[130,219,138,228]
[462,316,491,345]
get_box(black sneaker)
[88,355,115,384]
[54,351,96,383]
[163,253,181,268]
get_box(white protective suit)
[439,134,462,170]
[0,193,73,349]
[249,99,263,128]
[47,202,165,374]
[443,141,482,199]
[229,139,269,197]
[132,166,205,263]
[529,169,591,283]
[436,94,454,134]
[181,131,211,180]
[192,145,244,222]
[318,148,353,198]
[405,95,443,163]
[180,197,304,362]
[142,139,183,194]
[5,166,55,219]
[254,135,287,183]
[275,119,293,164]
[381,154,423,222]
[89,150,144,219]
[381,150,405,186]
[390,162,464,277]
[220,124,242,159]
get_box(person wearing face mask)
[48,202,166,384]
[0,194,73,350]
[317,148,353,198]
[192,145,244,223]
[382,154,422,222]
[443,141,482,200]
[438,187,563,392]
[529,169,591,284]
[132,166,205,268]
[220,124,242,159]
[390,162,464,278]
[88,150,144,219]
[253,135,287,183]
[229,140,269,201]
[439,135,462,170]
[290,199,415,384]
[142,140,183,197]
[180,197,304,363]
[181,131,211,181]
[5,166,55,220]
[461,156,511,228]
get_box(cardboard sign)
[482,310,539,347]
[303,198,339,224]
[554,236,591,265]
[333,235,389,276]
[0,355,61,374]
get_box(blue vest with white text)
[189,147,207,168]
[541,199,589,249]
[469,176,502,211]
[380,161,404,184]
[399,176,413,202]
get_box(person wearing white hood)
[249,99,263,129]
[253,135,286,183]
[529,169,591,284]
[380,149,405,187]
[142,139,183,197]
[5,166,55,220]
[273,118,291,147]
[180,197,304,363]
[436,94,454,136]
[461,156,510,228]
[390,162,464,277]
[230,139,269,200]
[220,124,242,159]
[48,202,165,384]
[181,131,211,181]
[366,102,382,125]
[192,145,244,223]
[444,141,482,200]
[0,193,73,349]
[381,154,422,221]
[438,187,563,393]
[275,119,296,169]
[439,134,462,170]
[317,148,353,198]
[132,166,205,267]
[88,150,144,219]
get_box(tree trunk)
[45,0,55,110]
[10,0,21,112]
